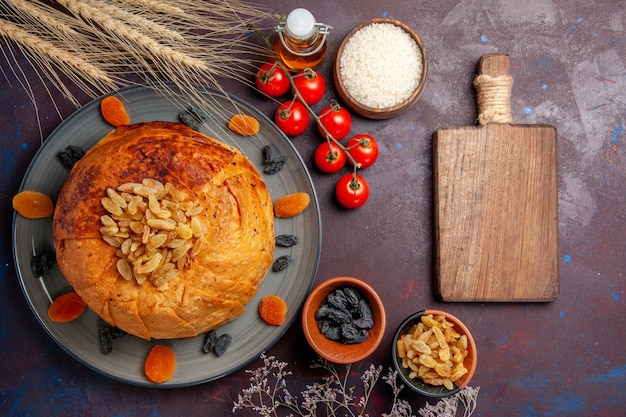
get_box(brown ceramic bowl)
[333,18,428,119]
[392,309,477,398]
[302,276,386,364]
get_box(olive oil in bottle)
[273,8,332,71]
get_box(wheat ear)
[77,0,186,43]
[0,20,114,86]
[1,0,276,142]
[56,0,209,72]
[5,0,83,39]
[111,0,187,18]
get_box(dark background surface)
[1,0,624,416]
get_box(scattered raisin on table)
[202,330,231,356]
[186,105,208,121]
[99,324,113,354]
[263,145,276,165]
[30,249,56,277]
[264,156,286,174]
[213,334,232,356]
[272,255,293,272]
[58,145,85,169]
[98,323,127,354]
[262,144,286,174]
[275,234,298,247]
[179,111,200,130]
[202,330,218,353]
[179,105,208,130]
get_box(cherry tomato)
[275,100,310,136]
[346,134,379,168]
[318,103,352,140]
[255,62,290,97]
[292,69,325,105]
[335,173,369,209]
[314,141,347,173]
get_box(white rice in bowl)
[339,22,424,109]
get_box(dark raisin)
[340,323,360,342]
[179,105,208,130]
[263,145,275,165]
[358,329,369,342]
[327,289,349,311]
[272,255,293,272]
[264,155,286,174]
[315,304,333,320]
[99,324,113,354]
[355,298,374,329]
[179,111,200,130]
[326,308,352,324]
[109,326,128,339]
[275,234,298,247]
[30,249,56,277]
[315,286,374,344]
[262,145,286,174]
[98,323,127,355]
[342,326,369,344]
[317,319,331,334]
[186,105,208,121]
[214,333,232,356]
[343,287,361,309]
[202,330,218,353]
[58,145,85,169]
[322,325,341,341]
[354,315,374,330]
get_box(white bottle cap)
[286,8,316,40]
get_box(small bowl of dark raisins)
[301,276,386,364]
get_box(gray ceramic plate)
[12,84,321,387]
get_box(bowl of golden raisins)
[392,309,477,397]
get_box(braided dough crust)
[53,122,275,339]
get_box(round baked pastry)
[53,121,275,340]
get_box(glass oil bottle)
[273,8,332,71]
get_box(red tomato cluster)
[314,133,379,209]
[255,65,331,137]
[254,62,380,209]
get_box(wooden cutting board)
[433,54,559,302]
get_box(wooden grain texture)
[433,54,559,302]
